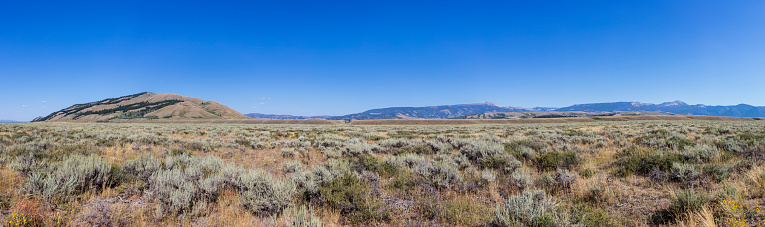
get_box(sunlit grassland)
[0,120,764,226]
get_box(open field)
[58,115,761,125]
[0,120,764,226]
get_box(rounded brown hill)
[33,92,249,122]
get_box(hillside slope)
[33,92,248,122]
[325,102,534,120]
[556,101,765,117]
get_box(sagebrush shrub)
[150,168,196,216]
[537,151,580,171]
[319,173,390,224]
[679,144,719,163]
[667,189,709,219]
[22,155,111,205]
[120,153,160,183]
[553,168,578,190]
[493,189,570,226]
[511,168,533,189]
[238,169,296,215]
[670,162,702,182]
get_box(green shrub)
[319,173,390,224]
[482,156,522,174]
[234,138,251,147]
[583,186,613,205]
[667,189,709,219]
[537,151,580,171]
[492,189,570,226]
[613,152,680,177]
[579,168,594,179]
[703,164,732,182]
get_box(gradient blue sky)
[1,1,764,121]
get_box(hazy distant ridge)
[556,101,765,117]
[251,102,549,120]
[249,100,765,120]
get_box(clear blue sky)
[1,1,764,121]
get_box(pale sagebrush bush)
[22,171,76,205]
[320,149,342,159]
[671,162,702,183]
[718,139,742,153]
[384,154,427,170]
[289,170,319,195]
[386,154,463,189]
[460,141,520,172]
[379,138,416,148]
[11,156,49,177]
[516,145,536,160]
[679,144,719,163]
[283,160,304,174]
[78,200,128,227]
[57,155,112,192]
[481,170,496,183]
[426,139,452,153]
[460,141,507,163]
[125,134,167,145]
[311,165,341,186]
[150,168,196,216]
[184,140,213,152]
[434,153,460,169]
[22,155,111,204]
[148,154,232,217]
[493,189,570,226]
[451,152,472,169]
[419,159,463,190]
[511,168,533,189]
[121,153,161,183]
[282,148,296,158]
[287,139,311,148]
[314,135,345,148]
[238,169,296,215]
[342,138,381,156]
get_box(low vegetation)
[0,120,764,226]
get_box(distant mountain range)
[30,92,765,123]
[247,102,554,120]
[248,101,765,120]
[0,120,23,123]
[556,101,765,117]
[33,92,249,122]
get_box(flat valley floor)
[0,121,763,226]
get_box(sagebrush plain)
[0,120,764,226]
